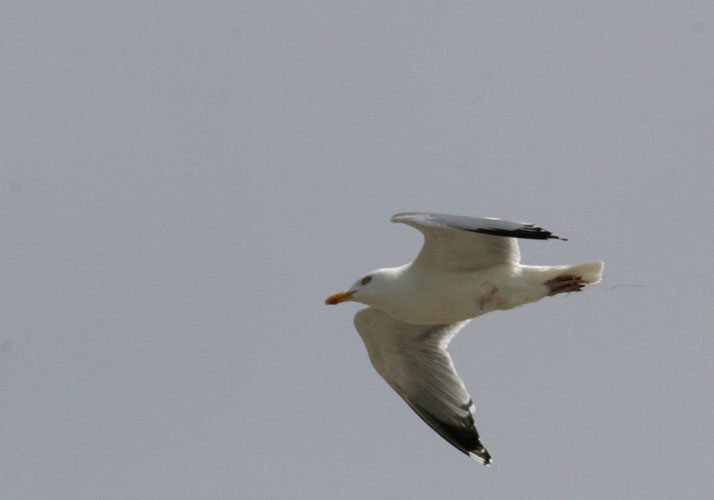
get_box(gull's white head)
[325,268,396,307]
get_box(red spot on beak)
[325,291,354,305]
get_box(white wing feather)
[391,212,564,271]
[354,307,492,465]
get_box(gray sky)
[2,2,713,499]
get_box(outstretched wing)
[354,307,492,465]
[391,212,565,271]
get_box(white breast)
[380,264,528,325]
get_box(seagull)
[325,212,603,465]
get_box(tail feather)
[568,261,604,284]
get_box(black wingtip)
[469,447,492,466]
[527,225,568,242]
[470,225,568,241]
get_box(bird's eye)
[361,276,372,285]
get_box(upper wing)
[391,212,565,271]
[354,307,492,465]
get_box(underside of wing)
[354,307,492,465]
[391,212,565,270]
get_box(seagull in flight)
[326,212,603,465]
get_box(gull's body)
[349,262,600,325]
[326,212,603,465]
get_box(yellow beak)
[325,291,355,305]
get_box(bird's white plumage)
[391,212,523,269]
[326,212,603,465]
[354,308,491,463]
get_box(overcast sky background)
[2,2,713,499]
